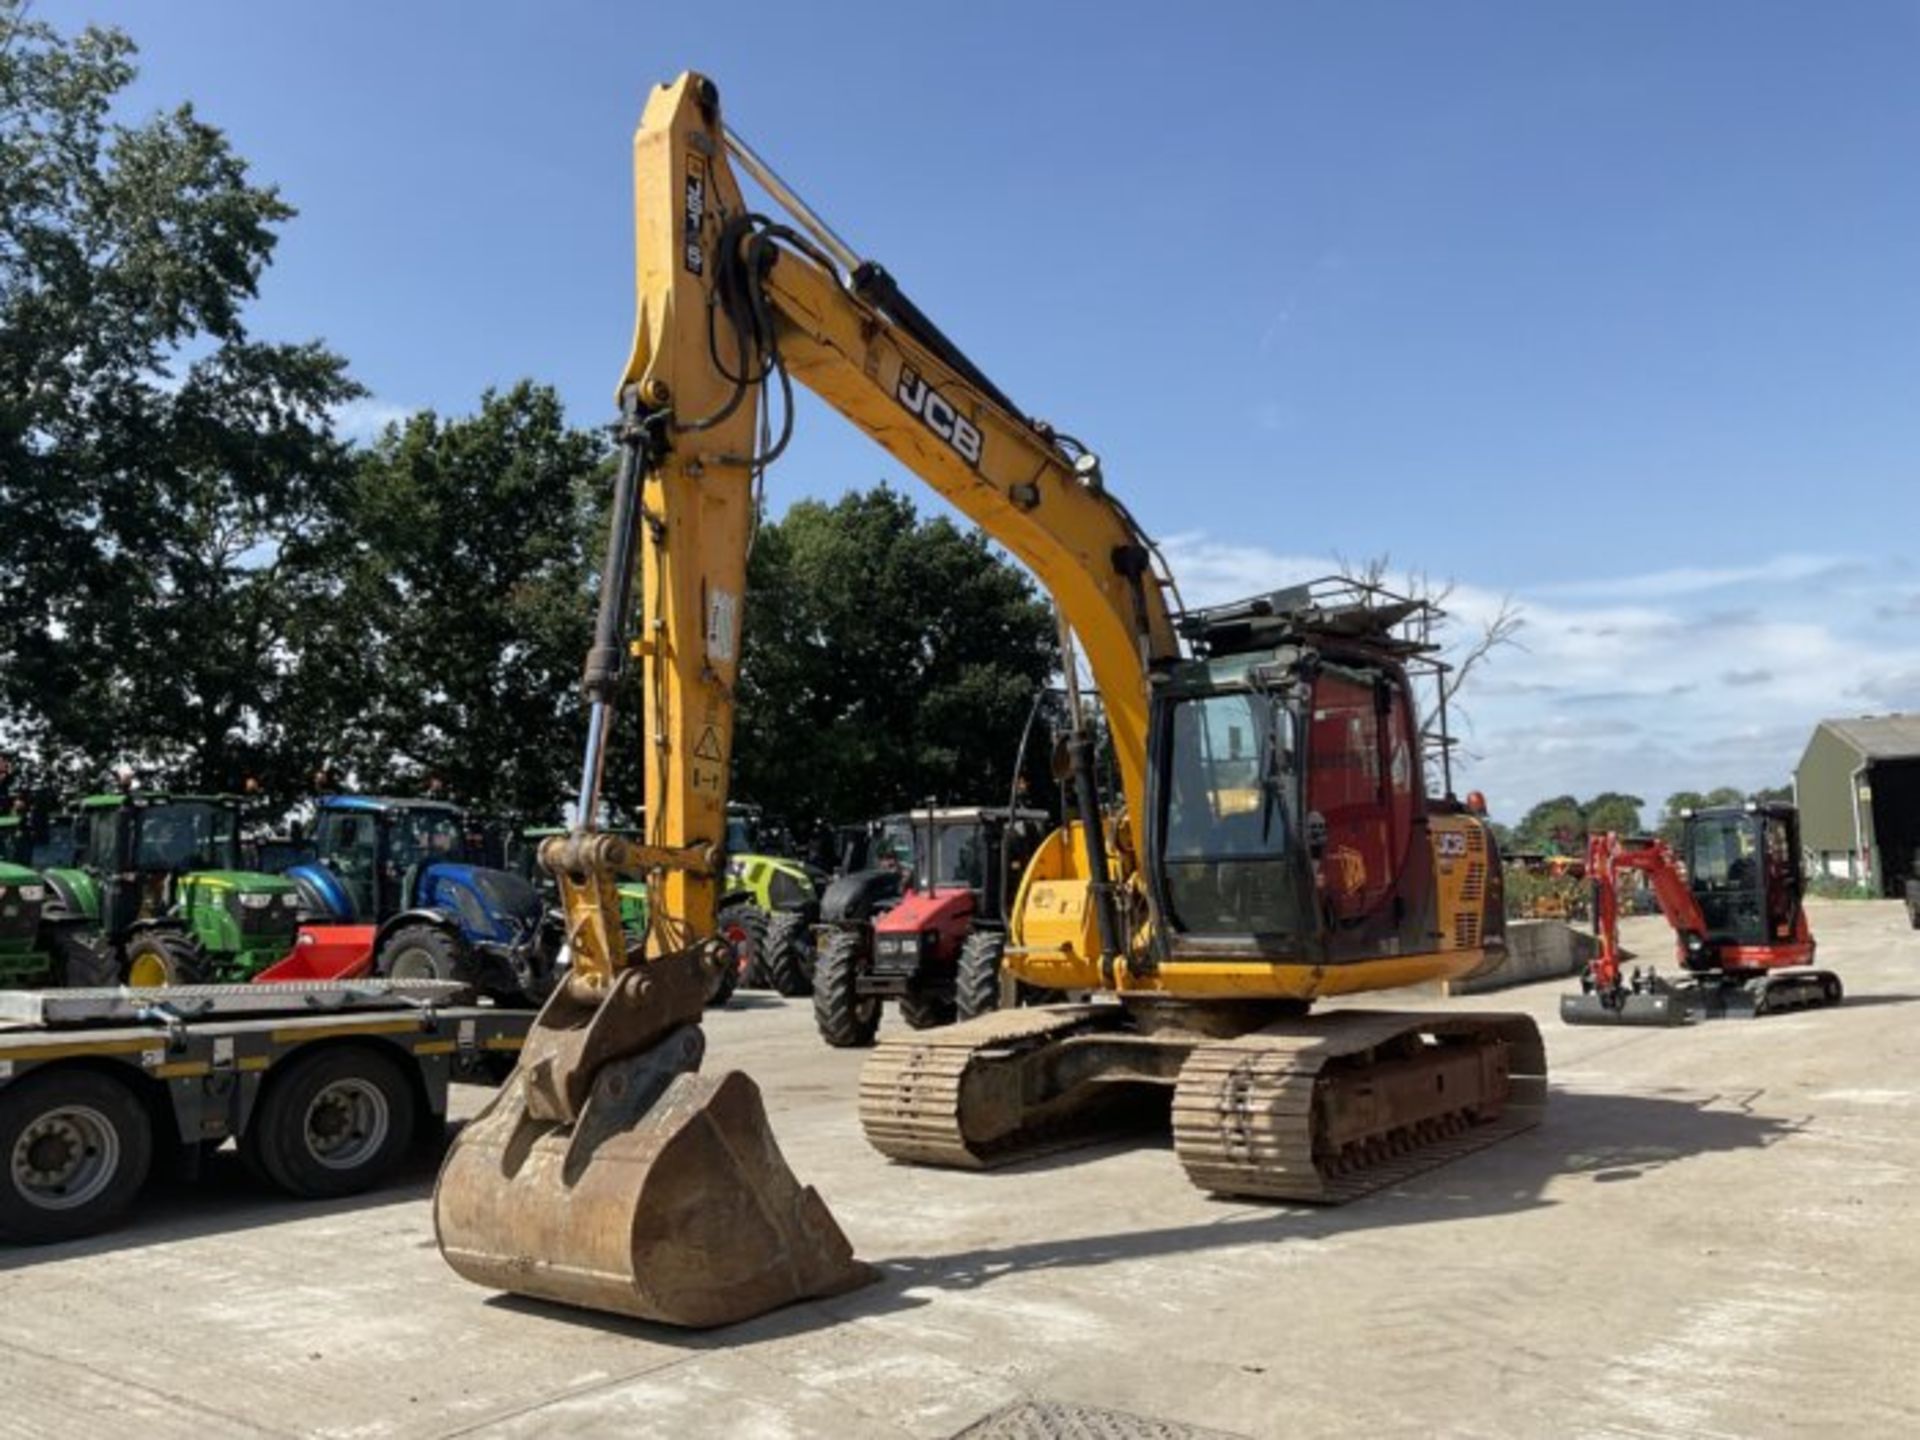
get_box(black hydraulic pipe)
[1069,732,1128,980]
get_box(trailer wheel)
[0,1069,153,1244]
[955,932,1005,1021]
[245,1046,417,1200]
[124,930,208,987]
[376,923,466,984]
[761,911,815,997]
[812,928,880,1047]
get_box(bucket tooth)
[434,945,874,1328]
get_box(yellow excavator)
[434,72,1547,1328]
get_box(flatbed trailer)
[0,980,531,1244]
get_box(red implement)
[254,925,376,983]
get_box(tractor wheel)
[242,1044,417,1200]
[0,1068,153,1244]
[49,926,118,988]
[375,923,467,985]
[899,988,956,1030]
[123,930,208,987]
[707,943,740,1009]
[812,928,880,1048]
[760,911,815,997]
[955,931,1006,1022]
[713,904,769,1006]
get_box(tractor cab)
[43,793,301,984]
[1678,804,1808,966]
[870,807,1048,981]
[721,802,823,915]
[291,796,475,923]
[1,807,86,871]
[1122,578,1498,974]
[289,796,552,1001]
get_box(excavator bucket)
[434,948,874,1327]
[1559,987,1692,1027]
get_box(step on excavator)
[433,72,1548,1328]
[1561,802,1840,1026]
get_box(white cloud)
[1532,553,1851,600]
[1156,535,1920,822]
[331,397,414,444]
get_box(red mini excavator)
[1562,803,1841,1026]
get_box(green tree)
[1583,791,1646,838]
[729,485,1058,831]
[1513,794,1585,855]
[0,5,357,804]
[298,384,607,818]
[1657,786,1746,845]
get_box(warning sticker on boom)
[706,588,738,664]
[694,725,724,762]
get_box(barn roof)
[1817,713,1920,760]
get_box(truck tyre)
[123,929,208,987]
[813,928,880,1048]
[375,923,467,985]
[0,1068,153,1244]
[760,911,814,997]
[899,988,955,1030]
[713,905,766,1005]
[49,926,118,988]
[955,932,1005,1022]
[243,1044,417,1200]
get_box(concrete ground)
[5,899,1918,1440]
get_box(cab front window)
[1156,690,1301,937]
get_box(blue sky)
[53,0,1920,825]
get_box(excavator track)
[859,1004,1135,1168]
[861,1004,1548,1204]
[1172,1010,1547,1202]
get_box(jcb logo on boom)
[896,365,983,468]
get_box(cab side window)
[1307,672,1416,922]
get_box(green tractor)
[0,856,55,987]
[510,824,656,939]
[40,793,303,986]
[507,803,820,1001]
[3,807,95,986]
[715,804,822,998]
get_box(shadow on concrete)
[469,1084,1804,1347]
[864,1088,1802,1296]
[715,992,790,1011]
[0,1121,465,1272]
[1827,993,1920,1011]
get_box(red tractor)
[811,806,1048,1046]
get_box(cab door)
[1304,666,1426,951]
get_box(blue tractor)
[285,796,557,1004]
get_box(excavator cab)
[1144,581,1475,973]
[1679,804,1807,966]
